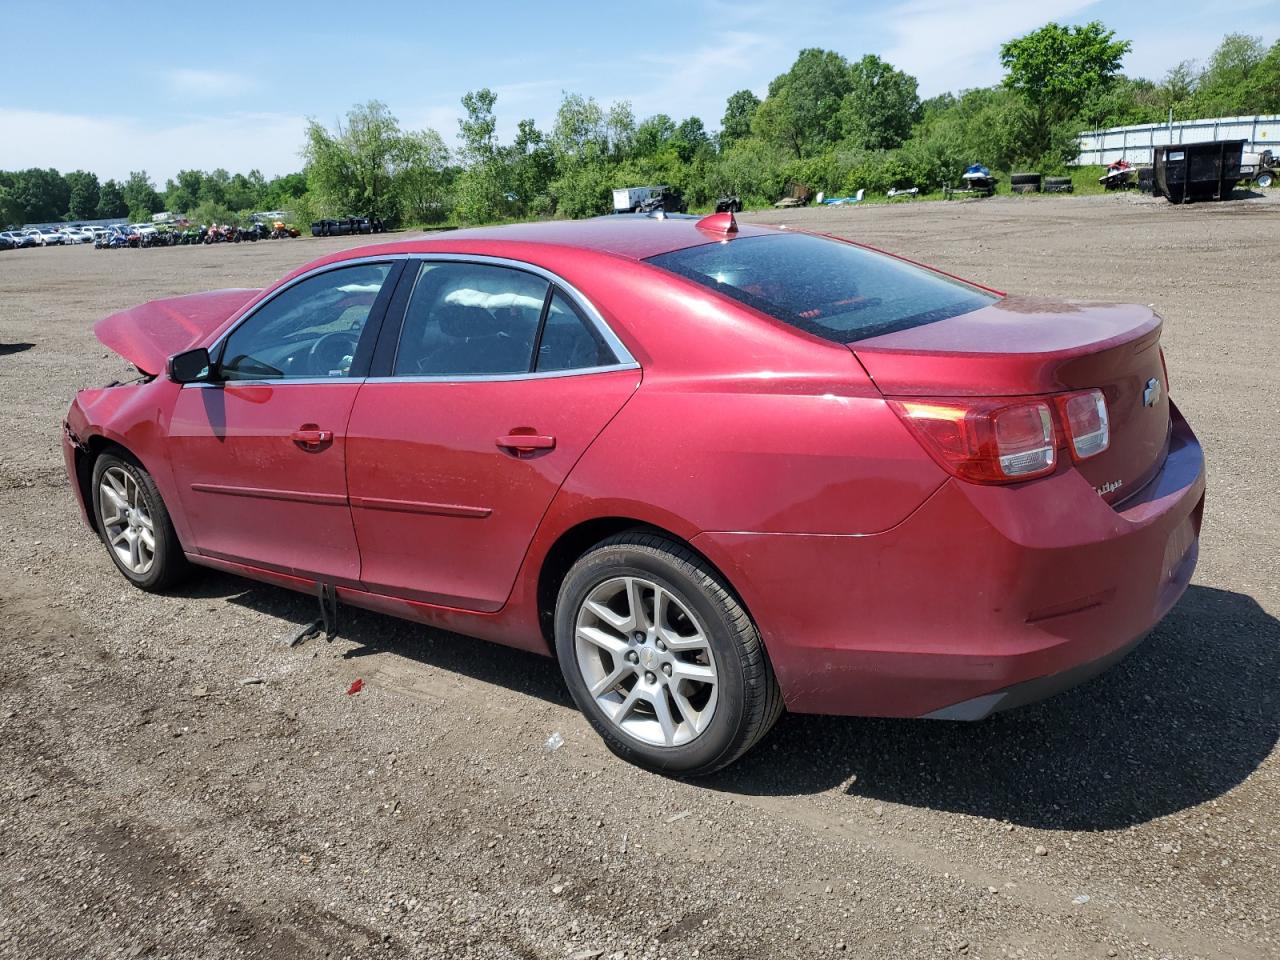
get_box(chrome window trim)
[369,362,640,385]
[182,377,366,389]
[197,250,640,387]
[206,253,410,361]
[399,252,636,369]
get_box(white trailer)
[1075,114,1279,166]
[612,186,663,213]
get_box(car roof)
[406,214,783,261]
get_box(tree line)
[2,23,1277,229]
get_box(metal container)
[1152,140,1244,203]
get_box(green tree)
[720,89,760,147]
[1244,41,1280,113]
[225,170,266,211]
[1001,21,1130,158]
[549,93,614,217]
[121,170,163,218]
[7,168,70,223]
[753,49,852,157]
[398,128,453,224]
[840,55,921,150]
[165,170,204,214]
[672,117,710,163]
[633,114,676,157]
[455,88,507,223]
[1159,61,1199,114]
[303,100,412,223]
[97,179,127,219]
[190,199,238,227]
[65,170,101,220]
[552,92,608,160]
[505,119,556,216]
[0,183,22,228]
[605,101,637,161]
[1194,34,1273,115]
[263,172,308,206]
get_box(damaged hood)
[94,289,261,375]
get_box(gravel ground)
[0,192,1277,960]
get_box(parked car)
[26,227,65,246]
[0,230,36,249]
[0,234,12,251]
[64,213,1204,776]
[57,228,88,244]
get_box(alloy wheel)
[574,575,718,747]
[98,465,155,575]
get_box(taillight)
[889,398,1057,483]
[890,389,1111,484]
[1056,389,1109,460]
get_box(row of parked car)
[0,224,122,249]
[94,221,302,248]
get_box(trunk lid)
[853,296,1171,504]
[94,289,260,375]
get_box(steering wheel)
[307,331,359,376]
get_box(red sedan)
[63,212,1204,775]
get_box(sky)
[2,0,1276,184]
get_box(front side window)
[393,262,549,376]
[220,262,391,380]
[646,233,997,343]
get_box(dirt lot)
[1,193,1277,960]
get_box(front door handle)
[496,433,556,454]
[292,427,334,450]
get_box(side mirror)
[167,347,213,384]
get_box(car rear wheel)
[555,531,782,776]
[91,452,189,591]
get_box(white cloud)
[0,108,307,182]
[880,0,1103,95]
[167,69,254,99]
[619,31,782,122]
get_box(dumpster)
[1152,140,1244,203]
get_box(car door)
[346,258,641,612]
[168,258,402,584]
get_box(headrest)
[436,302,502,338]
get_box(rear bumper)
[693,403,1205,718]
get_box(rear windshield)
[646,233,997,342]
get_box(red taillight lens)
[1056,388,1110,460]
[889,398,1057,483]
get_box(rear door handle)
[496,433,556,453]
[292,428,334,449]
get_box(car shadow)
[177,574,1275,830]
[704,584,1279,829]
[0,342,35,357]
[169,570,574,708]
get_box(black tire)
[1044,176,1072,187]
[1009,172,1042,186]
[90,451,190,591]
[554,531,783,776]
[1258,172,1274,188]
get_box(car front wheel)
[555,531,782,776]
[91,452,189,591]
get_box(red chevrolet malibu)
[63,212,1204,775]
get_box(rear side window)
[646,233,996,342]
[536,291,616,372]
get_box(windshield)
[646,233,997,343]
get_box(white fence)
[1075,115,1280,165]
